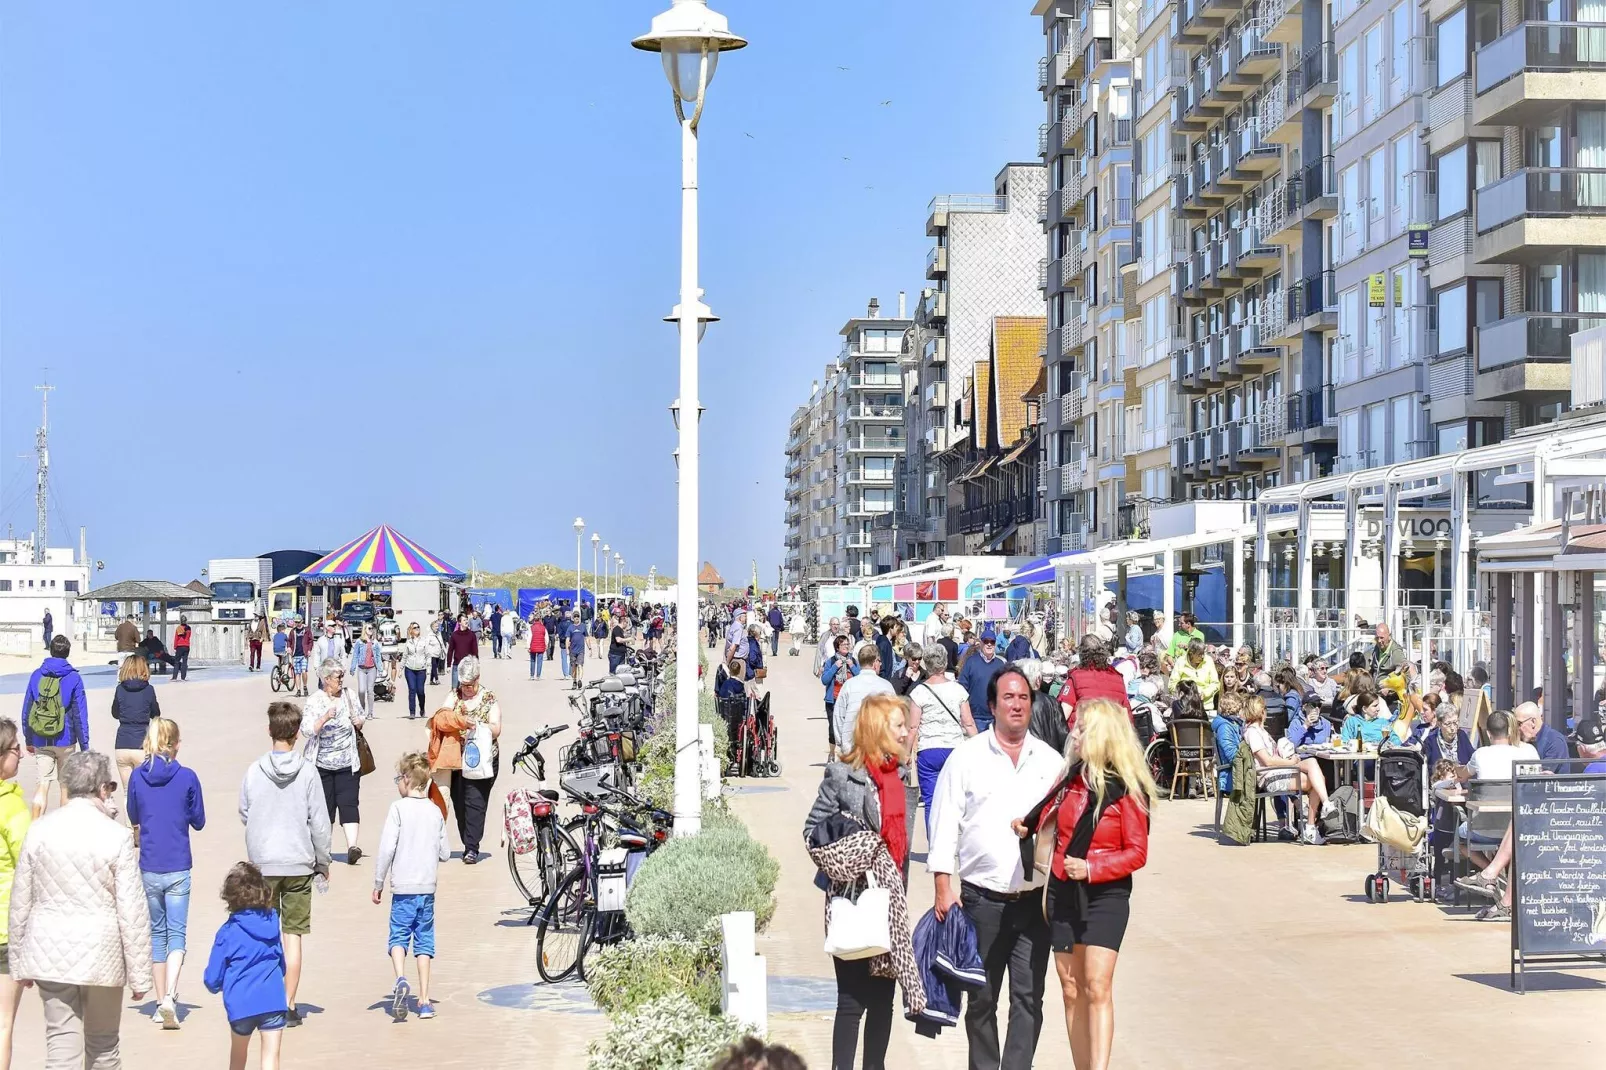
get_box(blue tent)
[466,588,513,612]
[517,588,595,617]
[1004,550,1086,587]
[1109,568,1229,644]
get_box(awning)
[1005,550,1087,586]
[999,436,1035,467]
[959,456,998,482]
[984,523,1018,552]
[298,525,464,581]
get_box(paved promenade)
[3,640,1600,1067]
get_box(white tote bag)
[822,873,891,961]
[461,721,495,780]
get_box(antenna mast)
[34,382,53,565]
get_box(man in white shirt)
[813,617,843,677]
[1458,709,1540,784]
[921,603,951,647]
[928,666,1062,1070]
[311,619,344,686]
[832,646,894,748]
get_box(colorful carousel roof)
[298,525,464,580]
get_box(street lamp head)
[664,301,719,342]
[603,544,610,554]
[632,0,746,108]
[592,533,601,547]
[574,517,586,534]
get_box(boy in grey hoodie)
[371,752,449,1021]
[239,701,331,1024]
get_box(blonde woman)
[110,654,161,793]
[1242,694,1331,845]
[126,716,205,1027]
[1015,698,1157,1070]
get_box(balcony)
[845,533,873,549]
[1037,189,1048,224]
[1476,313,1606,399]
[1229,22,1281,84]
[845,435,903,452]
[846,468,896,485]
[1300,155,1338,219]
[927,194,1006,235]
[1234,224,1281,270]
[1294,269,1337,329]
[1300,42,1336,105]
[1053,44,1077,87]
[1474,169,1606,263]
[923,335,946,365]
[926,245,948,278]
[1474,22,1606,127]
[1038,257,1049,291]
[1233,119,1282,177]
[1066,301,1086,350]
[921,288,948,321]
[1176,0,1226,50]
[1261,77,1300,146]
[924,380,948,411]
[923,425,949,452]
[1286,385,1337,440]
[1228,417,1281,468]
[1037,55,1049,93]
[1104,117,1134,153]
[847,404,905,421]
[1263,0,1302,45]
[846,373,901,389]
[1061,100,1084,150]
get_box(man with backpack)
[21,635,90,818]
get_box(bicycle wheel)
[536,865,593,983]
[270,668,284,693]
[510,821,580,906]
[737,721,751,778]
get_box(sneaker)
[1455,871,1499,898]
[416,1002,436,1020]
[1277,826,1298,842]
[158,998,179,1030]
[390,977,411,1022]
[1319,798,1337,819]
[347,846,363,865]
[1474,903,1512,922]
[1300,825,1325,846]
[286,1007,303,1027]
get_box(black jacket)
[1028,689,1069,756]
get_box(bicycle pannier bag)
[504,788,539,855]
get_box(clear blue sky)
[0,2,1041,586]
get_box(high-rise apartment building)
[1035,1,1148,553]
[911,164,1047,562]
[781,299,912,585]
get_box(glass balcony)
[1477,313,1606,369]
[1475,21,1606,96]
[1476,168,1606,233]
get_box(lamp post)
[591,533,601,620]
[602,544,611,600]
[573,518,585,626]
[635,0,744,837]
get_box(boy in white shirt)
[372,752,450,1022]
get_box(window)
[0,580,10,592]
[1473,140,1501,189]
[863,456,895,478]
[1471,0,1501,48]
[1435,283,1468,353]
[860,329,902,353]
[64,580,78,593]
[1364,21,1384,125]
[1340,411,1360,465]
[1435,145,1467,219]
[1340,164,1361,258]
[1367,150,1387,246]
[1366,403,1386,466]
[1391,396,1415,462]
[1435,10,1467,86]
[1392,136,1414,233]
[1391,264,1414,365]
[1390,2,1412,107]
[1339,43,1360,140]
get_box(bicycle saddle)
[537,788,559,801]
[599,677,625,693]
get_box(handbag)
[354,725,377,778]
[462,719,496,780]
[1364,795,1427,851]
[822,872,892,960]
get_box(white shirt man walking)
[928,666,1062,1070]
[921,603,952,647]
[832,646,895,747]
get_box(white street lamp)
[635,0,744,838]
[591,533,601,621]
[573,518,585,631]
[603,544,611,599]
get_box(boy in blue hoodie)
[204,862,287,1070]
[20,635,89,819]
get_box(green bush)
[625,818,778,939]
[585,933,722,1018]
[586,994,756,1070]
[637,682,726,812]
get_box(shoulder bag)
[822,871,892,960]
[918,682,964,728]
[460,692,498,781]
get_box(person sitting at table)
[1253,670,1290,739]
[1341,688,1403,748]
[1406,692,1442,747]
[1169,640,1221,712]
[1422,703,1473,767]
[1168,680,1210,726]
[1285,695,1333,749]
[1242,695,1332,844]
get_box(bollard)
[719,910,767,1034]
[697,722,720,799]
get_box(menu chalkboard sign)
[1511,771,1606,991]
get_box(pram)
[1364,747,1432,902]
[374,675,396,702]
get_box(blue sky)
[0,2,1041,585]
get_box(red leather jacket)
[1048,774,1150,884]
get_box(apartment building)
[780,299,913,584]
[914,164,1047,561]
[1035,1,1146,553]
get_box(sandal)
[1474,903,1512,922]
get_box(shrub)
[586,994,756,1070]
[625,818,778,939]
[585,933,722,1018]
[637,684,726,812]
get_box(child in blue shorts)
[204,862,287,1070]
[372,751,449,1021]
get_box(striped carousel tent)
[297,525,464,581]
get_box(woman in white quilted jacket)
[10,749,152,1069]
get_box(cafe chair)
[1452,778,1511,908]
[1169,720,1217,801]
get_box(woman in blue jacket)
[127,716,207,1029]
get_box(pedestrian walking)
[202,863,287,1070]
[347,624,382,721]
[528,617,548,680]
[11,750,154,1070]
[301,661,367,863]
[111,655,161,794]
[568,612,587,690]
[372,752,449,1022]
[21,635,90,820]
[767,604,784,658]
[247,617,268,673]
[1015,698,1154,1070]
[446,615,478,691]
[500,608,517,666]
[426,657,500,864]
[126,716,206,1029]
[907,646,976,834]
[41,610,52,649]
[928,666,1062,1070]
[287,619,312,697]
[489,606,505,660]
[401,623,432,720]
[172,617,192,682]
[608,616,631,674]
[0,719,31,1070]
[240,702,333,1027]
[788,609,807,657]
[311,621,343,690]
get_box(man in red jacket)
[1059,635,1131,733]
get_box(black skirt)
[1045,874,1132,953]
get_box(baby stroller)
[1364,747,1432,902]
[373,675,396,703]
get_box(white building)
[0,538,92,655]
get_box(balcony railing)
[1475,21,1606,95]
[1478,313,1606,369]
[1301,41,1336,92]
[1037,55,1050,91]
[1287,385,1337,432]
[844,436,903,451]
[1302,155,1337,204]
[1105,117,1133,149]
[846,374,901,389]
[1476,168,1606,232]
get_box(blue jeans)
[560,649,571,677]
[142,869,192,962]
[916,748,954,838]
[388,893,436,958]
[404,667,427,717]
[530,651,544,678]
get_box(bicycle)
[506,725,583,916]
[269,656,294,693]
[535,784,671,983]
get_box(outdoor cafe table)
[1297,746,1375,829]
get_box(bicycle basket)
[560,757,624,802]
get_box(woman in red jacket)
[1058,635,1130,732]
[1015,697,1155,1070]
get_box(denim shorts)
[388,893,436,958]
[230,1011,287,1036]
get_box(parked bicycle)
[505,725,582,913]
